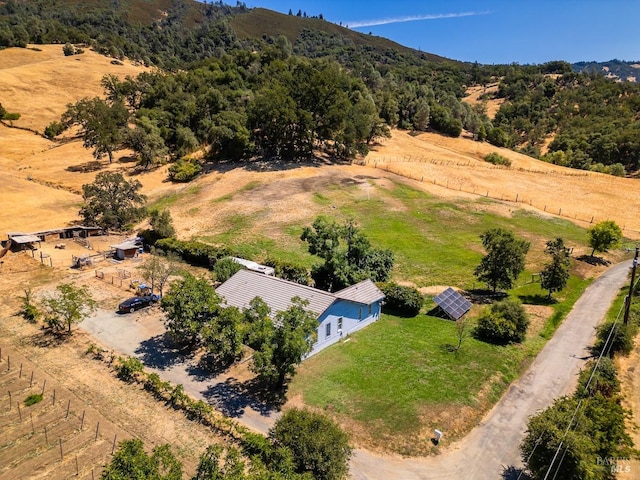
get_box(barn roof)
[216,269,336,316]
[334,279,385,305]
[110,240,139,250]
[8,234,41,244]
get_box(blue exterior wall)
[307,299,382,357]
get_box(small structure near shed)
[7,233,41,251]
[230,257,275,276]
[110,240,140,260]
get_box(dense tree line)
[490,64,640,173]
[4,0,640,173]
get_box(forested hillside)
[1,0,639,176]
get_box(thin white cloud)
[348,11,490,28]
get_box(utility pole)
[623,245,639,325]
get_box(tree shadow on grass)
[517,294,558,306]
[134,334,191,370]
[66,160,105,173]
[465,289,507,305]
[577,254,611,266]
[502,465,530,480]
[201,376,283,419]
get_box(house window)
[338,317,343,331]
[359,308,362,320]
[326,322,331,338]
[368,304,372,315]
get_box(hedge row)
[154,238,233,268]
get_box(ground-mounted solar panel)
[433,287,472,320]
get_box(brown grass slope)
[2,44,640,242]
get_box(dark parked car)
[118,294,160,313]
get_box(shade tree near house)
[301,216,394,292]
[474,228,530,293]
[41,283,97,334]
[80,171,146,231]
[251,297,318,389]
[161,273,222,349]
[540,237,571,298]
[587,220,622,257]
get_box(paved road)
[80,260,632,479]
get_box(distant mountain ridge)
[572,59,640,83]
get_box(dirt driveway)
[80,309,279,434]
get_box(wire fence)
[0,346,127,479]
[356,156,640,237]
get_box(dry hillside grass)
[2,44,640,469]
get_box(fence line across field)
[357,156,640,237]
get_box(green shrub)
[211,257,243,283]
[144,373,171,398]
[483,152,512,167]
[592,320,637,357]
[379,282,423,317]
[114,356,144,382]
[270,408,352,480]
[44,121,65,139]
[486,127,510,147]
[168,157,202,182]
[3,112,20,121]
[155,238,231,268]
[24,393,43,406]
[265,258,310,285]
[474,298,529,344]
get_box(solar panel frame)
[433,287,472,320]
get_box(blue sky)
[241,1,640,64]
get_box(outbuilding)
[110,240,140,260]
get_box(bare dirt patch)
[0,255,227,479]
[463,83,503,118]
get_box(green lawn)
[183,176,607,454]
[196,179,589,289]
[289,275,591,455]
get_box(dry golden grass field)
[1,45,640,476]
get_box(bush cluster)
[474,298,529,344]
[265,258,310,285]
[483,152,512,167]
[168,157,202,182]
[378,282,423,317]
[154,238,232,268]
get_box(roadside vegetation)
[520,287,640,479]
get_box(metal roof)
[334,279,385,305]
[216,269,336,316]
[110,240,140,250]
[8,234,41,244]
